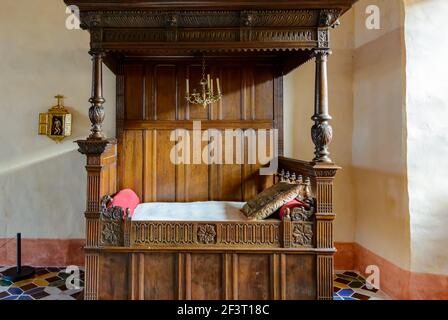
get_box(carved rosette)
[197,224,217,244]
[100,220,122,246]
[292,223,313,246]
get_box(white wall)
[405,0,448,275]
[0,0,116,239]
[352,0,411,270]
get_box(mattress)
[132,201,247,221]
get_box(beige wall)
[405,0,448,275]
[0,0,116,239]
[352,0,411,270]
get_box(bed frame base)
[87,249,333,300]
[77,140,339,300]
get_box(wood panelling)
[119,58,280,202]
[124,64,144,120]
[122,130,143,199]
[143,253,177,299]
[98,253,129,300]
[190,254,223,300]
[254,65,275,120]
[237,254,271,299]
[155,65,177,120]
[285,254,316,299]
[96,250,319,300]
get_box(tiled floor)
[0,266,388,300]
[333,271,389,300]
[0,266,84,300]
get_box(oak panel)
[122,130,143,199]
[124,64,144,120]
[190,254,223,300]
[98,253,129,300]
[155,65,177,121]
[286,254,317,300]
[143,253,177,300]
[237,254,270,300]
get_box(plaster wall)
[0,0,116,239]
[405,0,448,275]
[352,0,411,271]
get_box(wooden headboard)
[118,56,282,202]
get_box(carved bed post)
[312,51,338,298]
[76,37,117,300]
[312,48,333,163]
[88,49,106,140]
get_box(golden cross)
[55,94,65,107]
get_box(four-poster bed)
[66,0,357,300]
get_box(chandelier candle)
[185,57,223,108]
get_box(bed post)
[312,34,338,299]
[312,48,333,163]
[76,47,117,300]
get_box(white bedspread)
[132,201,247,221]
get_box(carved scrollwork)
[292,223,313,246]
[314,169,338,178]
[82,10,319,29]
[290,206,315,222]
[101,221,122,246]
[197,224,217,244]
[311,123,333,153]
[88,105,105,138]
[318,9,342,27]
[165,14,178,27]
[99,195,124,246]
[317,29,329,48]
[241,12,254,27]
[76,139,112,155]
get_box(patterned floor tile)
[1,266,389,300]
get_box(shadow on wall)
[0,148,86,240]
[0,107,91,176]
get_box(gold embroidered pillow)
[241,182,300,220]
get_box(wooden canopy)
[64,0,356,71]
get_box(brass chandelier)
[185,56,222,108]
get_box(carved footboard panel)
[99,207,315,249]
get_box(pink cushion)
[278,198,310,220]
[110,189,140,218]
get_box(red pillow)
[278,198,310,220]
[109,189,140,218]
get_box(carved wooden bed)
[66,0,356,300]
